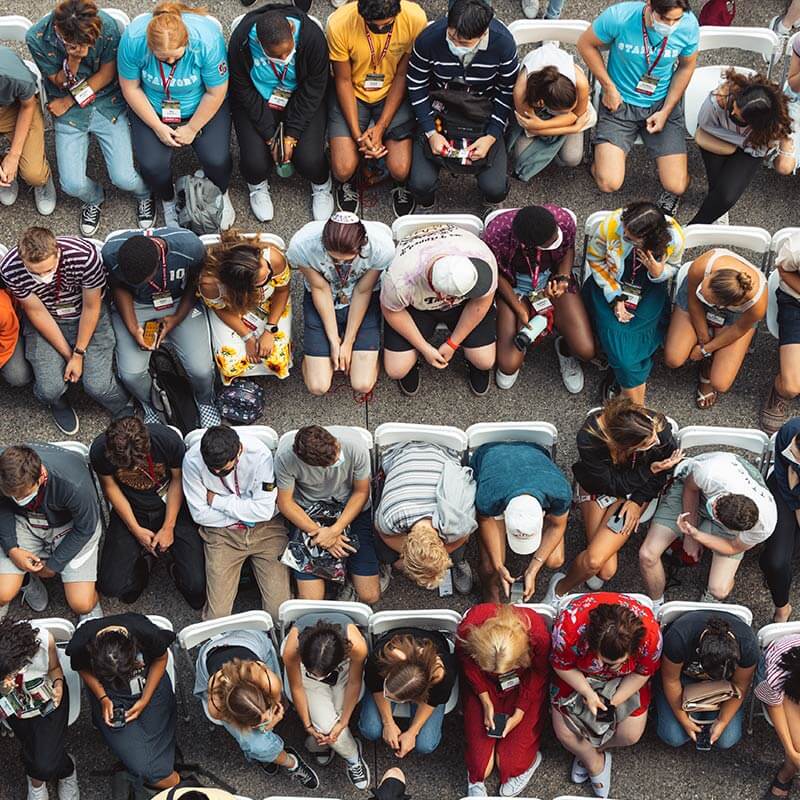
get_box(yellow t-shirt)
[326,0,427,103]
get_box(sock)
[286,755,298,771]
[344,752,360,765]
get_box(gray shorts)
[0,516,102,581]
[327,93,416,141]
[594,98,687,159]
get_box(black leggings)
[232,99,329,186]
[760,472,800,608]
[688,146,762,225]
[129,102,233,200]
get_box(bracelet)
[52,677,64,686]
[553,275,570,283]
[73,346,86,357]
[424,129,436,139]
[700,345,713,359]
[446,337,461,351]
[531,555,545,565]
[242,331,257,343]
[100,694,108,701]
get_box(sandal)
[765,772,794,799]
[696,375,718,409]
[590,752,612,799]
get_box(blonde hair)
[207,659,277,730]
[460,605,532,674]
[592,398,666,466]
[709,267,754,307]
[147,1,207,52]
[402,519,452,589]
[377,634,440,704]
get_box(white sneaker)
[500,751,542,797]
[162,199,180,228]
[58,765,80,800]
[452,561,473,595]
[652,596,665,619]
[27,777,49,800]
[585,575,605,591]
[248,180,274,222]
[310,177,335,221]
[543,571,566,608]
[34,175,57,216]
[0,178,18,206]
[521,0,539,18]
[555,336,584,394]
[496,369,520,389]
[78,600,103,624]
[714,212,729,226]
[468,778,488,796]
[220,191,236,230]
[21,574,48,612]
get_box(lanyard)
[62,57,79,87]
[331,258,355,289]
[24,476,47,513]
[146,238,168,292]
[158,60,178,101]
[641,9,668,76]
[269,58,290,84]
[518,245,541,289]
[220,466,240,497]
[364,21,393,71]
[54,259,63,304]
[140,453,157,483]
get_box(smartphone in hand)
[607,512,627,533]
[488,713,509,738]
[696,725,712,751]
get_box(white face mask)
[447,36,478,58]
[782,443,800,466]
[331,451,345,468]
[539,227,563,251]
[13,488,39,507]
[28,267,57,285]
[268,48,295,67]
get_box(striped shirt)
[375,441,461,539]
[407,18,519,140]
[0,237,105,320]
[754,634,800,707]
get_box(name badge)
[706,311,726,328]
[267,87,292,110]
[152,291,174,310]
[129,672,145,696]
[53,300,79,317]
[622,282,642,312]
[363,72,385,91]
[528,290,553,314]
[69,79,96,108]
[242,307,270,330]
[635,74,658,96]
[156,479,169,504]
[27,512,49,529]
[497,670,521,692]
[335,290,350,307]
[596,494,616,509]
[161,100,181,125]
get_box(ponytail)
[147,2,208,52]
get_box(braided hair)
[0,617,41,680]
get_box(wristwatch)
[700,345,712,359]
[264,324,279,334]
[73,346,86,357]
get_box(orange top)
[0,289,20,369]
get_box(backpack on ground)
[216,378,266,423]
[149,346,200,434]
[175,172,223,235]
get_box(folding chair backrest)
[374,423,467,465]
[278,599,372,639]
[770,227,800,272]
[485,207,577,230]
[658,601,753,628]
[103,8,130,33]
[683,225,771,270]
[279,426,373,456]
[177,610,274,652]
[391,214,483,241]
[507,18,589,47]
[697,26,781,64]
[757,621,800,649]
[369,609,462,641]
[184,424,279,454]
[265,797,341,800]
[676,425,770,471]
[50,441,90,461]
[200,232,287,251]
[33,618,80,726]
[581,210,612,278]
[147,615,176,690]
[515,603,557,630]
[0,14,33,41]
[767,269,780,339]
[0,244,7,260]
[231,12,244,33]
[558,592,654,614]
[465,421,558,459]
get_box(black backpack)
[149,346,200,435]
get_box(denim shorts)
[302,290,381,357]
[777,287,800,346]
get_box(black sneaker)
[346,739,371,790]
[398,361,420,396]
[136,196,156,228]
[284,747,320,790]
[391,183,416,217]
[79,203,101,236]
[258,760,279,777]
[600,369,620,403]
[468,363,491,396]
[336,181,359,214]
[656,190,680,218]
[50,397,79,435]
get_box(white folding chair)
[200,232,287,251]
[484,207,577,230]
[676,425,771,475]
[265,797,341,800]
[368,610,462,716]
[683,224,771,268]
[766,268,780,339]
[374,422,468,464]
[147,615,177,691]
[184,424,279,453]
[465,421,558,460]
[658,600,753,628]
[514,603,557,630]
[0,15,49,124]
[103,8,130,33]
[231,12,244,33]
[277,599,372,641]
[557,592,654,614]
[0,244,7,260]
[782,30,800,84]
[391,214,483,241]
[459,797,542,800]
[581,210,612,281]
[33,618,80,726]
[770,227,800,272]
[507,18,589,47]
[279,426,373,458]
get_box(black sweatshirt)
[228,3,328,141]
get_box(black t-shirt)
[662,610,759,677]
[66,612,175,676]
[90,424,185,512]
[364,627,457,707]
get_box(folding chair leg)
[747,691,756,735]
[178,646,193,723]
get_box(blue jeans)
[54,109,148,205]
[545,0,565,17]
[358,691,445,754]
[654,677,743,749]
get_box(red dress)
[457,604,551,784]
[550,592,662,717]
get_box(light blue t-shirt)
[118,12,229,119]
[248,16,302,101]
[593,0,699,107]
[286,220,395,309]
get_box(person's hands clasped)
[438,340,457,364]
[133,526,157,555]
[155,122,180,148]
[382,719,402,751]
[151,525,174,554]
[64,353,84,383]
[173,124,198,146]
[244,335,260,364]
[650,448,684,474]
[358,125,387,159]
[395,729,417,759]
[338,339,354,373]
[257,330,275,359]
[613,300,634,323]
[423,343,449,369]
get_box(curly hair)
[293,425,339,467]
[0,617,41,680]
[585,603,646,662]
[53,0,102,46]
[208,659,278,729]
[377,634,441,704]
[402,519,452,590]
[590,398,666,466]
[723,68,792,150]
[104,416,151,470]
[621,201,672,259]
[715,493,760,531]
[460,605,532,674]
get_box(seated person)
[0,227,134,435]
[656,610,757,750]
[91,417,206,610]
[509,42,594,181]
[550,593,662,800]
[0,46,56,214]
[358,626,457,757]
[199,231,292,384]
[182,426,290,620]
[27,0,153,236]
[482,204,593,393]
[0,443,102,621]
[193,627,319,788]
[374,440,476,594]
[457,604,550,798]
[471,440,571,602]
[407,0,517,209]
[0,617,76,800]
[228,4,333,222]
[117,2,233,228]
[275,425,378,604]
[381,224,498,396]
[665,248,767,410]
[577,0,698,215]
[0,287,32,388]
[286,212,394,398]
[640,450,777,608]
[103,226,219,427]
[282,614,370,787]
[326,0,426,217]
[66,613,179,791]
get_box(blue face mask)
[705,496,718,521]
[447,36,478,58]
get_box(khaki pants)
[0,100,50,187]
[199,517,290,621]
[302,660,359,760]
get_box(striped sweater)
[406,17,518,140]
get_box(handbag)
[681,680,741,722]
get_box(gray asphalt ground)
[0,0,798,798]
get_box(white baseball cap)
[504,494,543,555]
[430,256,493,299]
